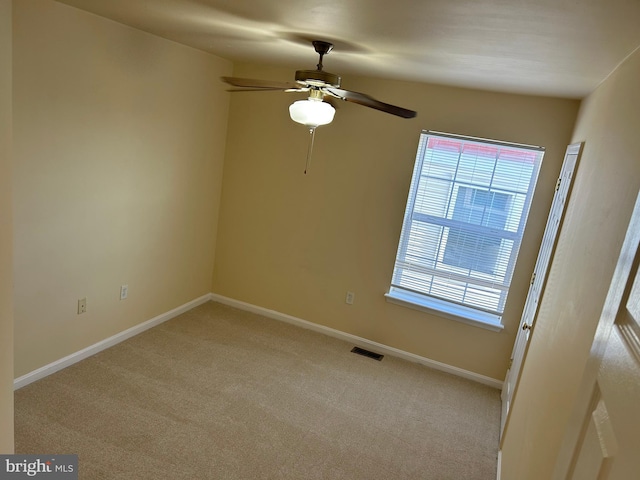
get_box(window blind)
[390,131,543,321]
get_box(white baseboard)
[13,294,212,390]
[496,450,502,480]
[210,293,503,389]
[15,292,503,391]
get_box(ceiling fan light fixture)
[289,97,335,128]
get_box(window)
[386,131,544,330]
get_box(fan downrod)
[312,40,333,71]
[295,40,340,87]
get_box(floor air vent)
[351,346,384,361]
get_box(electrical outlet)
[346,291,355,305]
[77,297,87,314]
[120,284,128,300]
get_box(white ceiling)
[56,0,640,98]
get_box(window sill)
[384,288,504,332]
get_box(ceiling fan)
[221,41,417,173]
[222,40,417,121]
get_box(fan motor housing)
[295,69,341,88]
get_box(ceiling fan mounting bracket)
[311,40,334,72]
[312,41,333,56]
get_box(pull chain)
[304,127,316,174]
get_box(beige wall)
[12,0,232,377]
[500,48,640,478]
[213,62,579,381]
[0,0,14,454]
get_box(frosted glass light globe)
[289,98,335,127]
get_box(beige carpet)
[15,301,501,479]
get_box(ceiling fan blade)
[221,76,300,90]
[226,87,308,93]
[324,87,417,119]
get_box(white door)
[552,189,640,480]
[500,142,582,437]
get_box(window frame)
[386,130,544,331]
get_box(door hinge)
[530,271,536,285]
[555,176,562,191]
